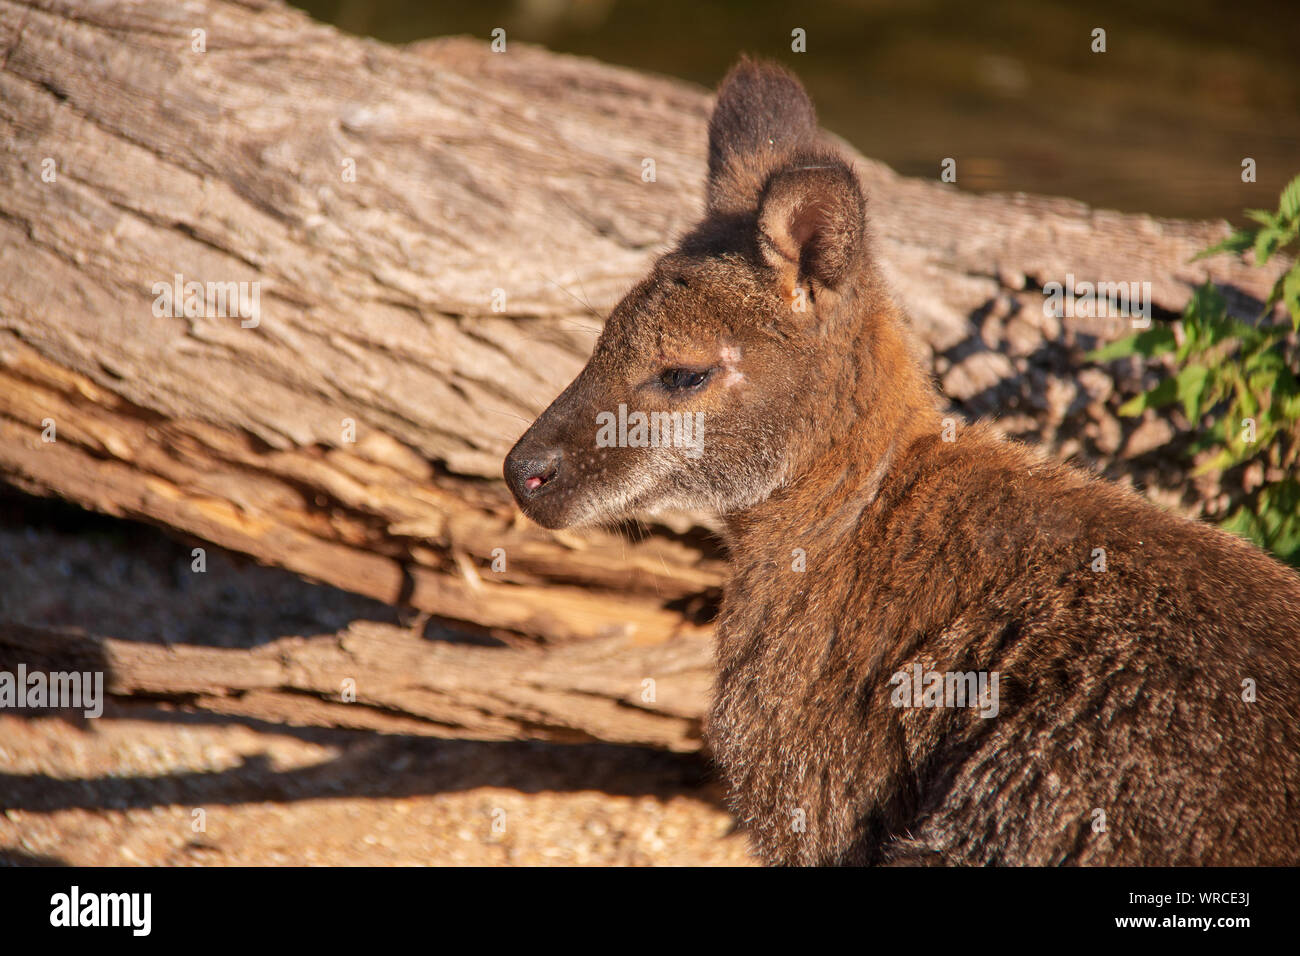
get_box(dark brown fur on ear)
[758,156,866,295]
[707,57,818,215]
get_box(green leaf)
[1254,227,1282,266]
[1259,480,1300,567]
[1175,317,1199,361]
[1279,175,1300,222]
[1220,503,1263,543]
[1195,229,1255,261]
[1195,447,1239,476]
[1279,391,1300,420]
[1176,364,1210,421]
[1195,314,1249,351]
[1087,326,1176,363]
[1087,336,1139,362]
[1189,417,1228,453]
[1183,280,1228,326]
[1118,376,1177,417]
[1235,378,1259,418]
[1282,267,1300,331]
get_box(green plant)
[1089,174,1300,566]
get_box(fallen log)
[0,0,1287,650]
[0,620,712,752]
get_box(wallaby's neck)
[724,294,942,554]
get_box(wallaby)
[504,58,1300,866]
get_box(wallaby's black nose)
[505,447,562,502]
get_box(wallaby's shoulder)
[873,423,1300,653]
[882,421,1300,596]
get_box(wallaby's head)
[506,58,902,530]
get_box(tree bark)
[0,621,710,751]
[0,0,1286,664]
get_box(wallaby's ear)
[757,157,866,301]
[707,57,818,215]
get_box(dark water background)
[292,0,1299,224]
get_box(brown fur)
[505,58,1300,865]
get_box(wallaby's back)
[713,424,1300,865]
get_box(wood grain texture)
[0,620,711,751]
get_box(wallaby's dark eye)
[659,367,710,390]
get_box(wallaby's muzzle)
[504,367,598,529]
[503,444,562,505]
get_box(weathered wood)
[0,0,1287,649]
[0,620,711,751]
